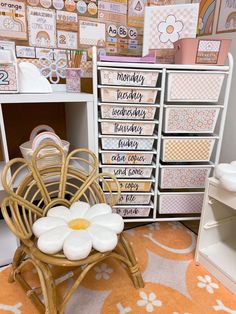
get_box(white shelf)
[0,91,93,104]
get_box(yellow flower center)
[68,218,90,230]
[166,25,174,34]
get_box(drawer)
[208,182,236,210]
[103,178,154,192]
[105,192,153,205]
[159,192,204,214]
[164,106,220,133]
[161,137,216,162]
[100,151,155,165]
[100,103,157,120]
[99,67,159,87]
[100,164,154,178]
[112,205,152,217]
[160,165,212,189]
[100,120,156,136]
[167,72,225,102]
[101,135,156,150]
[99,85,159,104]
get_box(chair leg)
[119,233,144,289]
[9,245,26,283]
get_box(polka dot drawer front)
[100,68,160,87]
[162,137,216,162]
[164,106,220,133]
[167,72,225,102]
[101,136,155,150]
[100,86,159,104]
[159,193,204,214]
[160,166,212,189]
[101,151,154,165]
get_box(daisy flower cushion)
[32,202,124,260]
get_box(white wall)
[210,1,236,162]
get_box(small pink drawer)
[100,103,157,120]
[167,72,225,102]
[100,86,159,104]
[103,178,153,192]
[113,205,152,217]
[101,165,154,178]
[101,135,156,150]
[100,120,156,136]
[105,192,152,205]
[162,137,216,162]
[100,67,159,86]
[160,166,212,189]
[101,151,155,165]
[164,106,220,133]
[159,192,204,214]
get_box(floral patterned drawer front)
[100,86,158,104]
[113,206,151,217]
[103,179,153,192]
[100,68,159,87]
[0,64,17,92]
[105,193,151,205]
[101,121,155,136]
[167,72,224,102]
[101,151,154,164]
[160,167,211,189]
[159,193,204,214]
[164,107,220,133]
[100,104,157,120]
[162,138,215,162]
[101,137,155,150]
[101,166,153,178]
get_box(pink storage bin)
[174,38,231,65]
[159,193,204,214]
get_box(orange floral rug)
[0,221,236,314]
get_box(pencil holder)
[66,68,81,93]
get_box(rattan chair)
[1,143,144,314]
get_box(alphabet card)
[142,3,199,56]
[0,0,27,40]
[27,6,56,48]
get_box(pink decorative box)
[105,192,152,205]
[164,106,220,133]
[100,103,157,120]
[101,164,154,178]
[100,120,156,136]
[101,151,155,165]
[174,38,231,65]
[159,192,204,214]
[112,205,152,217]
[160,165,212,189]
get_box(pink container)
[66,68,81,92]
[174,38,231,65]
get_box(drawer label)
[111,106,147,119]
[110,153,146,163]
[114,122,143,135]
[116,89,143,102]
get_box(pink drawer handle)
[30,125,55,141]
[32,132,62,151]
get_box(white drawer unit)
[93,47,233,222]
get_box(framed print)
[142,3,199,56]
[27,7,56,48]
[217,0,236,34]
[0,0,27,40]
[198,0,217,36]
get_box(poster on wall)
[142,3,199,56]
[127,0,147,28]
[217,0,236,33]
[79,20,106,46]
[57,30,78,49]
[0,0,27,40]
[27,6,56,48]
[198,0,217,36]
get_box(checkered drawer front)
[101,137,155,150]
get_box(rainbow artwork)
[217,0,236,33]
[198,0,217,36]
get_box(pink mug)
[66,68,81,93]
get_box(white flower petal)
[206,285,214,294]
[95,273,102,280]
[166,15,176,25]
[37,225,71,255]
[47,206,72,222]
[85,203,112,220]
[169,32,179,43]
[205,275,211,283]
[146,303,154,312]
[87,224,118,252]
[158,21,167,33]
[63,230,92,260]
[33,217,67,238]
[210,282,219,289]
[160,33,170,43]
[149,292,156,301]
[102,273,110,280]
[101,263,107,271]
[91,213,124,233]
[174,21,183,32]
[197,282,206,288]
[197,275,206,282]
[140,291,148,300]
[70,201,90,219]
[137,300,147,306]
[94,266,101,273]
[152,299,162,307]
